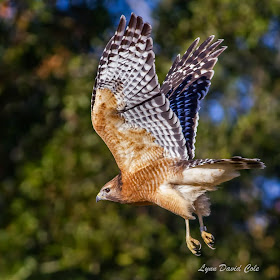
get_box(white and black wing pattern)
[92,14,188,159]
[161,36,227,159]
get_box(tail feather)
[215,156,266,170]
[170,156,265,218]
[176,156,265,170]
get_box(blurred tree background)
[1,0,280,279]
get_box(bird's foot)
[186,236,201,256]
[201,231,215,250]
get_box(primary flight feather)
[92,13,265,256]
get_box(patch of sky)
[246,213,269,234]
[126,0,159,23]
[56,0,98,11]
[206,76,254,125]
[105,0,131,23]
[253,214,269,228]
[261,17,280,51]
[207,98,224,124]
[105,0,159,24]
[56,0,69,11]
[236,76,254,114]
[255,176,280,209]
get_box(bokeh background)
[1,0,280,279]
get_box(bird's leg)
[185,219,201,256]
[197,212,215,250]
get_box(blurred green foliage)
[0,0,280,279]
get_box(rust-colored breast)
[119,157,174,203]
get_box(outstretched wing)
[161,36,227,159]
[91,14,188,173]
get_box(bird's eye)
[104,188,110,193]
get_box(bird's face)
[96,174,122,203]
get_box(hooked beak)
[96,193,104,203]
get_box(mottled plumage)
[92,14,265,255]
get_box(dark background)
[1,0,279,279]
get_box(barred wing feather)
[91,14,188,173]
[162,36,227,159]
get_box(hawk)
[92,14,265,256]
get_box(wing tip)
[118,15,127,32]
[211,45,228,58]
[119,14,126,25]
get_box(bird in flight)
[92,13,265,256]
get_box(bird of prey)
[92,13,265,256]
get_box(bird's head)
[96,173,123,203]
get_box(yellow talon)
[201,231,215,250]
[186,237,202,256]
